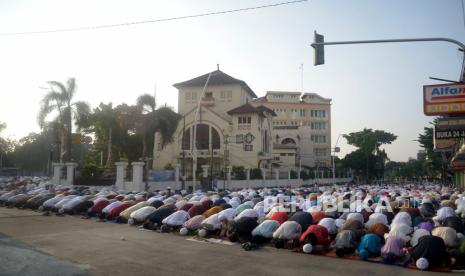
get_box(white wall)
[142,177,352,191]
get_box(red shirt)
[91,199,110,214]
[300,225,331,245]
[268,212,288,224]
[188,205,206,218]
[109,201,133,217]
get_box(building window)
[238,116,251,125]
[191,124,221,150]
[281,138,296,145]
[212,128,220,149]
[280,153,286,156]
[311,122,326,130]
[314,148,327,156]
[287,153,294,156]
[181,128,190,150]
[236,134,243,143]
[244,145,253,151]
[205,91,213,98]
[220,90,232,101]
[311,110,326,118]
[311,135,327,144]
[194,124,209,150]
[185,92,191,102]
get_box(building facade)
[153,70,332,179]
[252,91,332,171]
[153,69,275,178]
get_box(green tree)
[232,166,246,180]
[0,122,16,167]
[250,168,262,179]
[385,159,428,180]
[163,162,174,170]
[343,129,397,182]
[136,94,180,161]
[136,94,156,160]
[87,103,119,168]
[417,119,443,179]
[10,132,52,174]
[38,78,90,162]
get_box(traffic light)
[312,31,325,65]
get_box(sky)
[0,0,464,161]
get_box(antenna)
[300,63,304,92]
[217,63,220,70]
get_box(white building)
[252,91,332,172]
[153,69,275,178]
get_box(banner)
[424,83,465,115]
[148,170,175,181]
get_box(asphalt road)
[0,208,443,276]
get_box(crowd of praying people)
[2,178,465,272]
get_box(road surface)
[0,208,441,276]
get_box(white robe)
[162,210,191,226]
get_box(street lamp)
[332,134,343,185]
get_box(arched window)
[189,123,221,150]
[281,138,296,145]
[181,128,190,150]
[212,128,220,149]
[194,124,209,150]
[263,130,269,153]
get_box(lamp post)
[332,134,343,185]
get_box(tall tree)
[417,119,444,179]
[0,122,15,168]
[88,103,119,168]
[343,128,397,182]
[136,94,156,160]
[38,78,90,162]
[136,94,180,161]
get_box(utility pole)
[332,134,342,185]
[192,72,212,193]
[223,134,229,191]
[210,140,214,190]
[181,116,186,190]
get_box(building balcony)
[201,96,215,107]
[258,151,272,160]
[178,149,222,158]
[238,124,252,130]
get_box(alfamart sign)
[424,83,465,115]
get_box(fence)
[143,177,352,192]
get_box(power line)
[0,0,308,36]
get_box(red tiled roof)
[173,70,257,98]
[226,103,276,116]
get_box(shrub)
[232,166,246,180]
[163,162,174,170]
[250,168,262,180]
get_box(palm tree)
[37,78,90,162]
[88,103,118,168]
[136,94,180,161]
[136,94,156,160]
